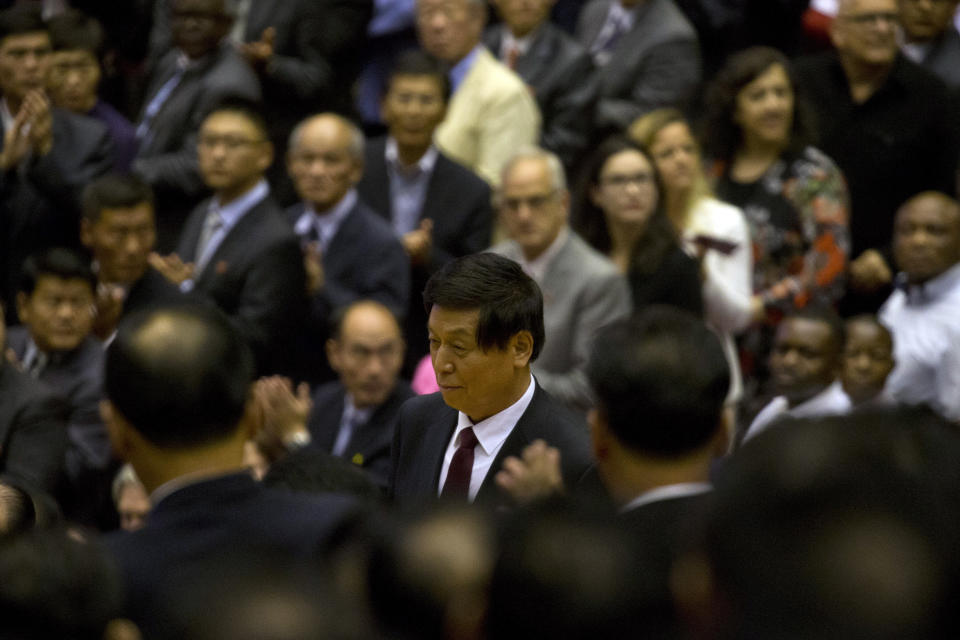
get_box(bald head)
[287,113,364,211]
[328,301,405,408]
[893,192,960,284]
[105,305,254,448]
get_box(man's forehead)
[34,275,94,296]
[838,0,896,14]
[0,31,51,51]
[898,195,960,227]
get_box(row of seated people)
[2,283,959,639]
[4,0,959,308]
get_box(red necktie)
[441,427,479,499]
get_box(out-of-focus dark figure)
[899,0,960,89]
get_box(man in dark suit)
[8,248,112,526]
[0,303,68,534]
[148,0,374,203]
[286,113,409,384]
[0,4,113,322]
[486,0,598,171]
[357,51,491,370]
[81,173,184,341]
[133,0,261,250]
[256,301,412,490]
[151,100,305,375]
[389,252,591,509]
[102,305,359,631]
[575,0,701,132]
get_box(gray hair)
[499,145,567,193]
[287,113,365,164]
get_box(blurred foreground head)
[678,407,960,640]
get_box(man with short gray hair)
[491,147,630,412]
[286,113,410,384]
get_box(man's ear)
[510,330,534,367]
[326,338,342,373]
[101,400,132,460]
[588,407,612,463]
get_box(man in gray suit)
[133,0,261,250]
[485,0,598,172]
[575,0,700,132]
[491,147,630,412]
[899,0,960,89]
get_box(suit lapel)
[313,393,346,453]
[474,384,545,502]
[415,405,458,497]
[194,199,268,287]
[515,28,551,82]
[176,201,209,262]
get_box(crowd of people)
[2,0,960,637]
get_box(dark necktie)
[441,427,478,499]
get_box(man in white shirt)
[388,252,591,508]
[880,192,960,421]
[491,146,630,412]
[743,306,847,442]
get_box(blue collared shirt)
[385,137,439,236]
[448,45,482,93]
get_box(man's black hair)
[782,303,846,355]
[202,95,269,140]
[105,305,255,448]
[0,4,47,43]
[47,9,105,56]
[423,252,545,361]
[81,172,155,223]
[386,49,451,102]
[588,306,730,457]
[17,248,96,297]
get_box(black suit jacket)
[104,472,359,628]
[121,268,188,320]
[308,380,414,489]
[286,197,409,383]
[484,23,598,170]
[177,194,306,374]
[357,139,491,366]
[389,383,591,509]
[0,362,68,507]
[1,108,113,320]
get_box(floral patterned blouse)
[713,146,850,314]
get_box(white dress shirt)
[437,374,536,501]
[880,262,960,421]
[743,380,853,443]
[620,482,712,514]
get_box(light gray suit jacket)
[492,231,631,412]
[576,0,701,131]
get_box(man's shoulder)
[346,198,405,246]
[555,232,622,282]
[312,381,347,407]
[466,47,532,99]
[399,392,453,422]
[4,326,29,355]
[434,150,490,192]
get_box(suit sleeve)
[232,235,307,368]
[475,87,541,186]
[0,391,68,498]
[596,38,701,131]
[429,178,493,270]
[320,233,411,322]
[260,0,336,101]
[533,270,630,412]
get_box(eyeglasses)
[500,191,558,211]
[600,172,654,188]
[198,135,265,151]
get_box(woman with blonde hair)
[629,108,753,402]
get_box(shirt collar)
[449,45,483,92]
[902,261,960,306]
[343,392,375,424]
[791,379,851,417]
[295,189,358,242]
[620,483,712,513]
[453,373,535,456]
[211,179,270,228]
[150,468,251,507]
[517,226,569,283]
[502,28,538,57]
[385,136,439,175]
